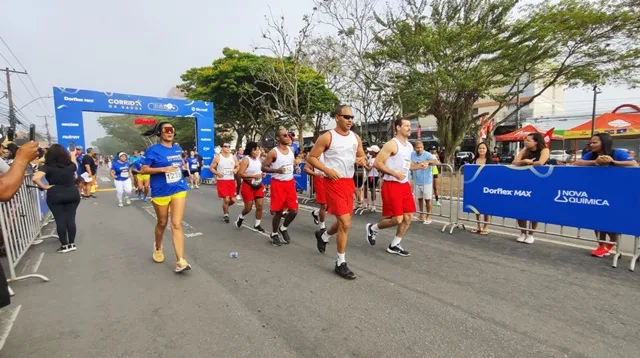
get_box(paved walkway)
[1,175,640,357]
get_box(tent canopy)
[564,105,640,139]
[495,124,563,142]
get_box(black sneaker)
[365,223,377,246]
[269,233,281,247]
[311,210,319,225]
[279,227,291,244]
[235,215,244,228]
[315,229,327,254]
[223,215,230,224]
[68,243,77,252]
[57,245,71,253]
[335,262,356,280]
[254,225,265,233]
[386,244,410,257]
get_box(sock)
[371,224,379,232]
[255,219,261,226]
[321,231,330,243]
[391,236,402,247]
[319,221,326,229]
[280,225,288,231]
[239,213,244,219]
[224,213,229,217]
[337,252,346,265]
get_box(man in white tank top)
[211,143,239,223]
[307,104,367,280]
[365,118,434,257]
[262,129,300,246]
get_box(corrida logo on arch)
[554,190,609,206]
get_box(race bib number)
[403,158,411,173]
[251,178,262,186]
[223,168,233,176]
[191,164,198,169]
[165,170,182,184]
[121,171,129,178]
[282,164,293,174]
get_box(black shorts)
[182,170,190,177]
[190,170,199,175]
[353,175,365,188]
[367,177,379,188]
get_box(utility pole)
[590,85,601,136]
[36,114,53,146]
[1,67,29,130]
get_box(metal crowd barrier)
[448,164,640,271]
[1,174,55,296]
[353,164,456,231]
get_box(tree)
[372,0,640,163]
[255,10,339,148]
[314,0,395,143]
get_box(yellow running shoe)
[175,258,192,273]
[153,243,164,263]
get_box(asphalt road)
[1,173,639,357]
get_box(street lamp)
[17,95,52,112]
[590,85,602,136]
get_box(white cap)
[118,152,127,158]
[367,145,380,153]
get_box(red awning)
[495,124,563,142]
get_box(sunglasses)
[222,145,230,148]
[338,114,355,120]
[162,126,175,134]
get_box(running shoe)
[175,259,192,273]
[365,223,377,246]
[195,185,200,189]
[315,229,327,254]
[335,262,356,280]
[591,244,614,257]
[270,233,281,247]
[118,202,123,208]
[57,245,72,254]
[125,198,131,206]
[311,210,320,225]
[516,233,526,243]
[254,225,265,233]
[223,215,230,224]
[235,215,244,228]
[153,243,164,263]
[143,197,148,202]
[386,245,410,257]
[279,227,291,244]
[68,243,77,252]
[137,193,143,200]
[523,235,535,244]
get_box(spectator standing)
[574,133,638,257]
[512,133,550,244]
[81,148,98,199]
[471,142,496,235]
[411,141,439,224]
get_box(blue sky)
[1,0,638,144]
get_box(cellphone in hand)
[29,124,36,141]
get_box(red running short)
[216,179,236,198]
[314,176,326,205]
[381,180,416,217]
[325,178,355,216]
[270,179,298,212]
[241,181,265,202]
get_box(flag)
[543,127,554,148]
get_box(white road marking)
[99,177,111,183]
[32,252,45,274]
[0,305,21,351]
[185,232,203,238]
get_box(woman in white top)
[235,142,266,233]
[363,145,380,211]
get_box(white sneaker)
[118,202,123,207]
[236,194,242,201]
[125,198,131,205]
[195,185,200,189]
[524,235,535,244]
[516,234,526,243]
[423,219,432,225]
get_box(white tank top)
[367,157,379,177]
[314,153,325,174]
[270,147,295,181]
[324,130,357,178]
[383,138,413,183]
[217,154,235,181]
[244,156,263,186]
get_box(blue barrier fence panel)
[463,164,640,236]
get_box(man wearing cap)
[412,141,439,224]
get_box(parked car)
[498,152,515,164]
[550,150,571,162]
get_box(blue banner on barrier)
[262,163,308,191]
[463,165,640,236]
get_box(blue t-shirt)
[129,155,140,164]
[76,154,84,175]
[132,159,142,173]
[581,149,633,163]
[291,142,300,156]
[187,157,199,171]
[140,144,189,197]
[111,161,131,181]
[411,151,436,185]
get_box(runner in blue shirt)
[187,150,200,189]
[140,122,191,273]
[110,152,132,207]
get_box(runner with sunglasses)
[211,143,239,223]
[140,122,191,273]
[262,129,300,246]
[307,105,367,279]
